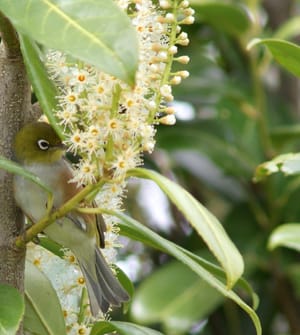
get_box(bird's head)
[14,122,65,164]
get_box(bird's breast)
[14,161,67,222]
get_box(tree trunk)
[0,14,31,335]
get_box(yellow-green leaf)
[116,211,261,335]
[128,168,244,289]
[0,284,24,335]
[91,321,164,335]
[0,155,52,194]
[248,38,300,78]
[131,260,223,334]
[19,34,64,139]
[24,261,66,335]
[0,0,138,85]
[268,223,300,252]
[254,153,300,182]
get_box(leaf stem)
[248,48,275,158]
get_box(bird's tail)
[79,248,129,316]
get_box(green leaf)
[0,155,52,195]
[18,34,64,139]
[191,0,251,36]
[24,261,66,335]
[268,223,300,252]
[271,125,300,146]
[38,236,65,258]
[91,321,163,335]
[0,284,24,335]
[115,211,261,335]
[116,266,134,313]
[254,153,300,181]
[274,16,300,40]
[0,0,138,85]
[131,260,223,334]
[176,247,259,311]
[128,168,244,289]
[248,38,300,78]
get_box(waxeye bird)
[13,122,129,316]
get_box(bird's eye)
[37,139,50,151]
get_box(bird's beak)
[60,143,68,150]
[55,143,67,151]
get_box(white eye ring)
[37,139,50,151]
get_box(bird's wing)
[61,157,107,248]
[66,210,106,249]
[95,210,106,248]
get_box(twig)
[15,182,104,248]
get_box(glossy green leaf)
[131,260,223,334]
[38,236,65,257]
[0,155,52,194]
[128,168,244,289]
[90,321,163,335]
[116,266,134,313]
[19,34,64,139]
[0,284,24,335]
[191,0,251,36]
[24,261,66,335]
[254,153,300,181]
[0,0,138,85]
[248,38,300,78]
[268,223,300,252]
[176,247,259,311]
[115,211,261,335]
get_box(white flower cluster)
[28,0,193,333]
[47,0,193,187]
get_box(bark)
[0,13,31,335]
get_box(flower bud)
[159,114,176,125]
[165,106,175,114]
[160,84,172,97]
[176,55,190,64]
[170,76,182,85]
[168,46,178,55]
[181,16,195,24]
[159,0,171,9]
[180,0,190,8]
[176,38,190,46]
[165,13,176,23]
[177,70,190,78]
[183,8,195,16]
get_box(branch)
[15,182,104,248]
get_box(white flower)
[40,1,193,331]
[70,323,91,335]
[67,130,86,154]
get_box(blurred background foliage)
[115,1,300,334]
